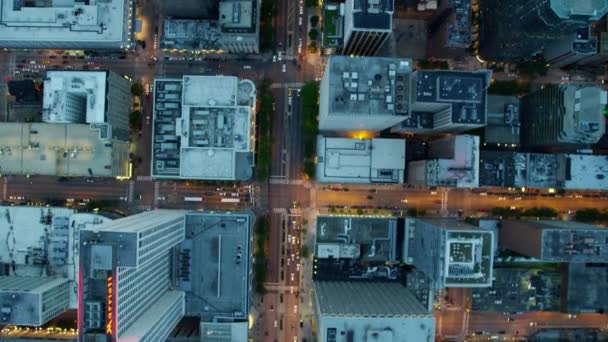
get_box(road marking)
[273,208,287,214]
[137,175,153,181]
[271,82,304,89]
[128,181,135,203]
[269,178,303,185]
[2,177,6,200]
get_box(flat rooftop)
[219,0,257,33]
[472,268,562,312]
[43,71,107,124]
[562,154,608,190]
[0,122,129,177]
[316,136,405,184]
[484,95,520,145]
[0,206,110,308]
[350,0,393,30]
[413,70,490,126]
[314,281,435,342]
[152,76,256,180]
[322,4,343,48]
[550,0,608,19]
[566,263,608,313]
[479,151,517,187]
[560,84,606,144]
[539,220,608,262]
[0,0,131,48]
[180,212,252,321]
[445,0,472,48]
[325,56,412,117]
[160,20,222,50]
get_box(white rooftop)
[563,154,608,190]
[316,135,405,184]
[0,206,110,308]
[0,0,131,48]
[43,71,107,124]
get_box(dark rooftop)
[352,0,393,30]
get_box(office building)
[0,122,130,177]
[428,0,472,58]
[391,70,491,134]
[479,151,608,190]
[151,76,256,180]
[479,0,608,61]
[199,322,249,342]
[315,216,401,281]
[342,0,394,56]
[43,71,131,141]
[313,281,435,342]
[0,276,69,326]
[157,0,218,19]
[321,3,345,54]
[79,210,187,341]
[160,0,259,54]
[403,218,494,288]
[316,136,405,184]
[500,220,608,262]
[319,56,412,131]
[565,263,608,313]
[544,27,598,68]
[521,83,607,148]
[483,95,520,146]
[408,135,479,188]
[0,0,134,50]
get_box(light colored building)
[160,0,259,54]
[43,71,131,140]
[521,83,607,147]
[500,220,608,262]
[0,0,134,50]
[79,210,187,341]
[0,122,130,177]
[391,70,491,134]
[342,0,394,56]
[316,135,405,184]
[151,76,256,180]
[319,56,412,131]
[313,281,435,342]
[403,218,495,288]
[200,321,248,342]
[408,135,479,188]
[0,276,69,326]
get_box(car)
[514,197,522,200]
[298,16,303,26]
[296,263,300,271]
[243,65,251,69]
[282,64,286,73]
[272,55,277,62]
[290,273,294,281]
[430,191,437,195]
[293,305,298,314]
[507,317,514,322]
[480,192,488,196]
[498,197,507,200]
[278,51,283,61]
[157,196,166,201]
[274,320,278,328]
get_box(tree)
[129,110,142,130]
[356,208,364,216]
[574,209,608,223]
[130,82,144,97]
[517,55,549,76]
[308,29,319,41]
[307,41,318,53]
[306,0,318,7]
[310,15,319,27]
[300,245,310,258]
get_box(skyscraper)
[78,210,187,341]
[342,0,394,56]
[520,84,606,148]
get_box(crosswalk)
[271,82,304,89]
[269,178,303,185]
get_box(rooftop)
[0,0,131,48]
[539,220,608,262]
[322,3,343,48]
[316,136,405,184]
[199,321,248,342]
[562,154,608,190]
[550,0,608,20]
[0,206,110,308]
[180,212,252,321]
[219,0,257,33]
[412,70,490,126]
[314,281,435,342]
[566,263,608,313]
[42,71,107,124]
[152,76,256,180]
[315,215,401,281]
[325,56,412,117]
[484,95,520,145]
[350,0,394,30]
[160,19,222,50]
[560,84,606,144]
[0,276,67,293]
[445,0,472,48]
[0,122,130,177]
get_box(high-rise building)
[342,0,394,56]
[0,0,134,50]
[499,220,608,262]
[157,0,218,19]
[316,136,406,184]
[391,69,491,134]
[479,0,608,62]
[520,84,606,148]
[78,210,187,341]
[313,281,435,342]
[403,218,495,288]
[427,0,472,58]
[319,56,412,131]
[0,276,69,326]
[43,71,132,141]
[151,76,257,180]
[407,135,480,188]
[543,27,598,68]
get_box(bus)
[184,197,203,202]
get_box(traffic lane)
[271,87,287,177]
[6,177,129,201]
[288,89,303,179]
[451,191,608,212]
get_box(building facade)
[520,84,606,148]
[78,210,187,341]
[0,276,69,326]
[342,0,394,56]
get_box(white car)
[282,64,286,73]
[243,65,251,69]
[290,273,295,281]
[272,55,277,62]
[298,17,303,26]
